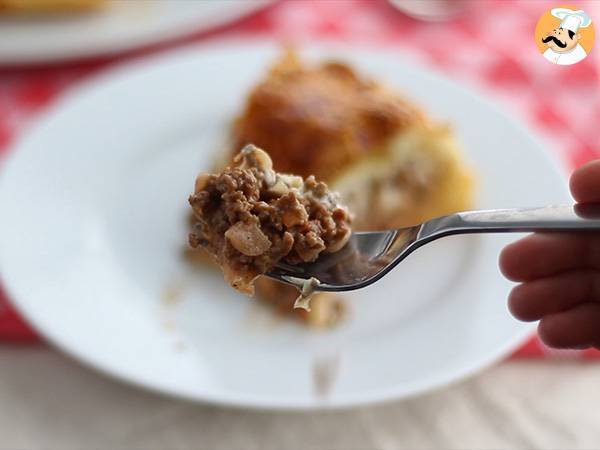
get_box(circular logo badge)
[535,5,595,66]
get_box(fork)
[266,204,600,292]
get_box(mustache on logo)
[542,35,567,48]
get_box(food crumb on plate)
[313,352,341,398]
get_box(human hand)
[499,160,600,349]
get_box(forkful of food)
[188,145,600,310]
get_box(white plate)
[0,0,270,64]
[0,42,570,409]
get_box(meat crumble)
[188,144,353,295]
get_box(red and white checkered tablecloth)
[0,0,599,358]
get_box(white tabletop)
[1,346,598,449]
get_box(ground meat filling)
[188,144,353,295]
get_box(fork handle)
[421,204,600,238]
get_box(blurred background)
[0,0,599,449]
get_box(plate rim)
[0,0,273,65]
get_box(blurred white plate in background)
[0,0,270,64]
[0,43,569,409]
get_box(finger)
[499,233,600,282]
[570,160,600,204]
[508,269,600,321]
[538,303,600,349]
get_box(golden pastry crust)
[232,51,474,232]
[233,51,427,181]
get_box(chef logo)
[535,6,595,66]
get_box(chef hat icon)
[551,8,592,33]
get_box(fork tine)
[266,226,421,291]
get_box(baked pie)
[188,51,474,327]
[233,51,474,231]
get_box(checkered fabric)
[0,0,599,358]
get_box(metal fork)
[266,204,600,292]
